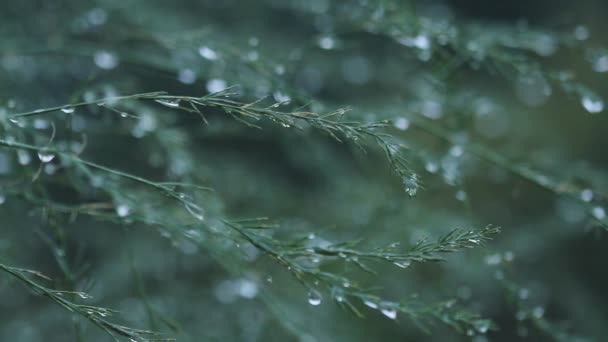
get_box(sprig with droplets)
[5,90,420,194]
[0,124,492,336]
[280,225,500,269]
[0,137,209,225]
[224,219,499,334]
[4,189,496,335]
[0,262,166,342]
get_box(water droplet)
[245,50,259,62]
[61,107,75,114]
[580,189,593,202]
[334,288,345,302]
[393,260,411,269]
[380,307,397,319]
[274,64,285,75]
[519,288,530,300]
[273,91,291,103]
[364,300,378,309]
[86,8,107,26]
[592,55,608,73]
[9,117,26,128]
[185,202,205,221]
[17,150,31,165]
[77,292,91,299]
[115,204,130,217]
[206,79,227,93]
[421,100,443,119]
[484,253,502,265]
[178,69,197,84]
[455,190,467,201]
[516,74,552,107]
[198,46,219,60]
[449,145,464,157]
[574,25,589,40]
[425,160,439,173]
[94,50,119,70]
[318,36,335,50]
[398,34,431,50]
[307,290,322,306]
[581,95,604,113]
[266,276,273,283]
[155,99,181,108]
[33,119,49,130]
[37,151,55,163]
[237,279,258,299]
[402,175,418,196]
[592,206,606,220]
[532,306,545,319]
[183,229,203,242]
[44,164,57,176]
[474,320,490,334]
[393,117,409,130]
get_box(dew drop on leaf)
[61,107,75,114]
[307,290,322,306]
[364,300,378,309]
[37,151,55,163]
[393,260,411,269]
[77,292,91,299]
[155,99,181,108]
[380,307,397,319]
[402,176,418,196]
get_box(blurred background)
[1,0,607,341]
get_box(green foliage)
[0,0,607,341]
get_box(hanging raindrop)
[37,150,55,163]
[307,290,322,306]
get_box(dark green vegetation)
[1,1,607,341]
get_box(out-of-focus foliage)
[0,0,607,341]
